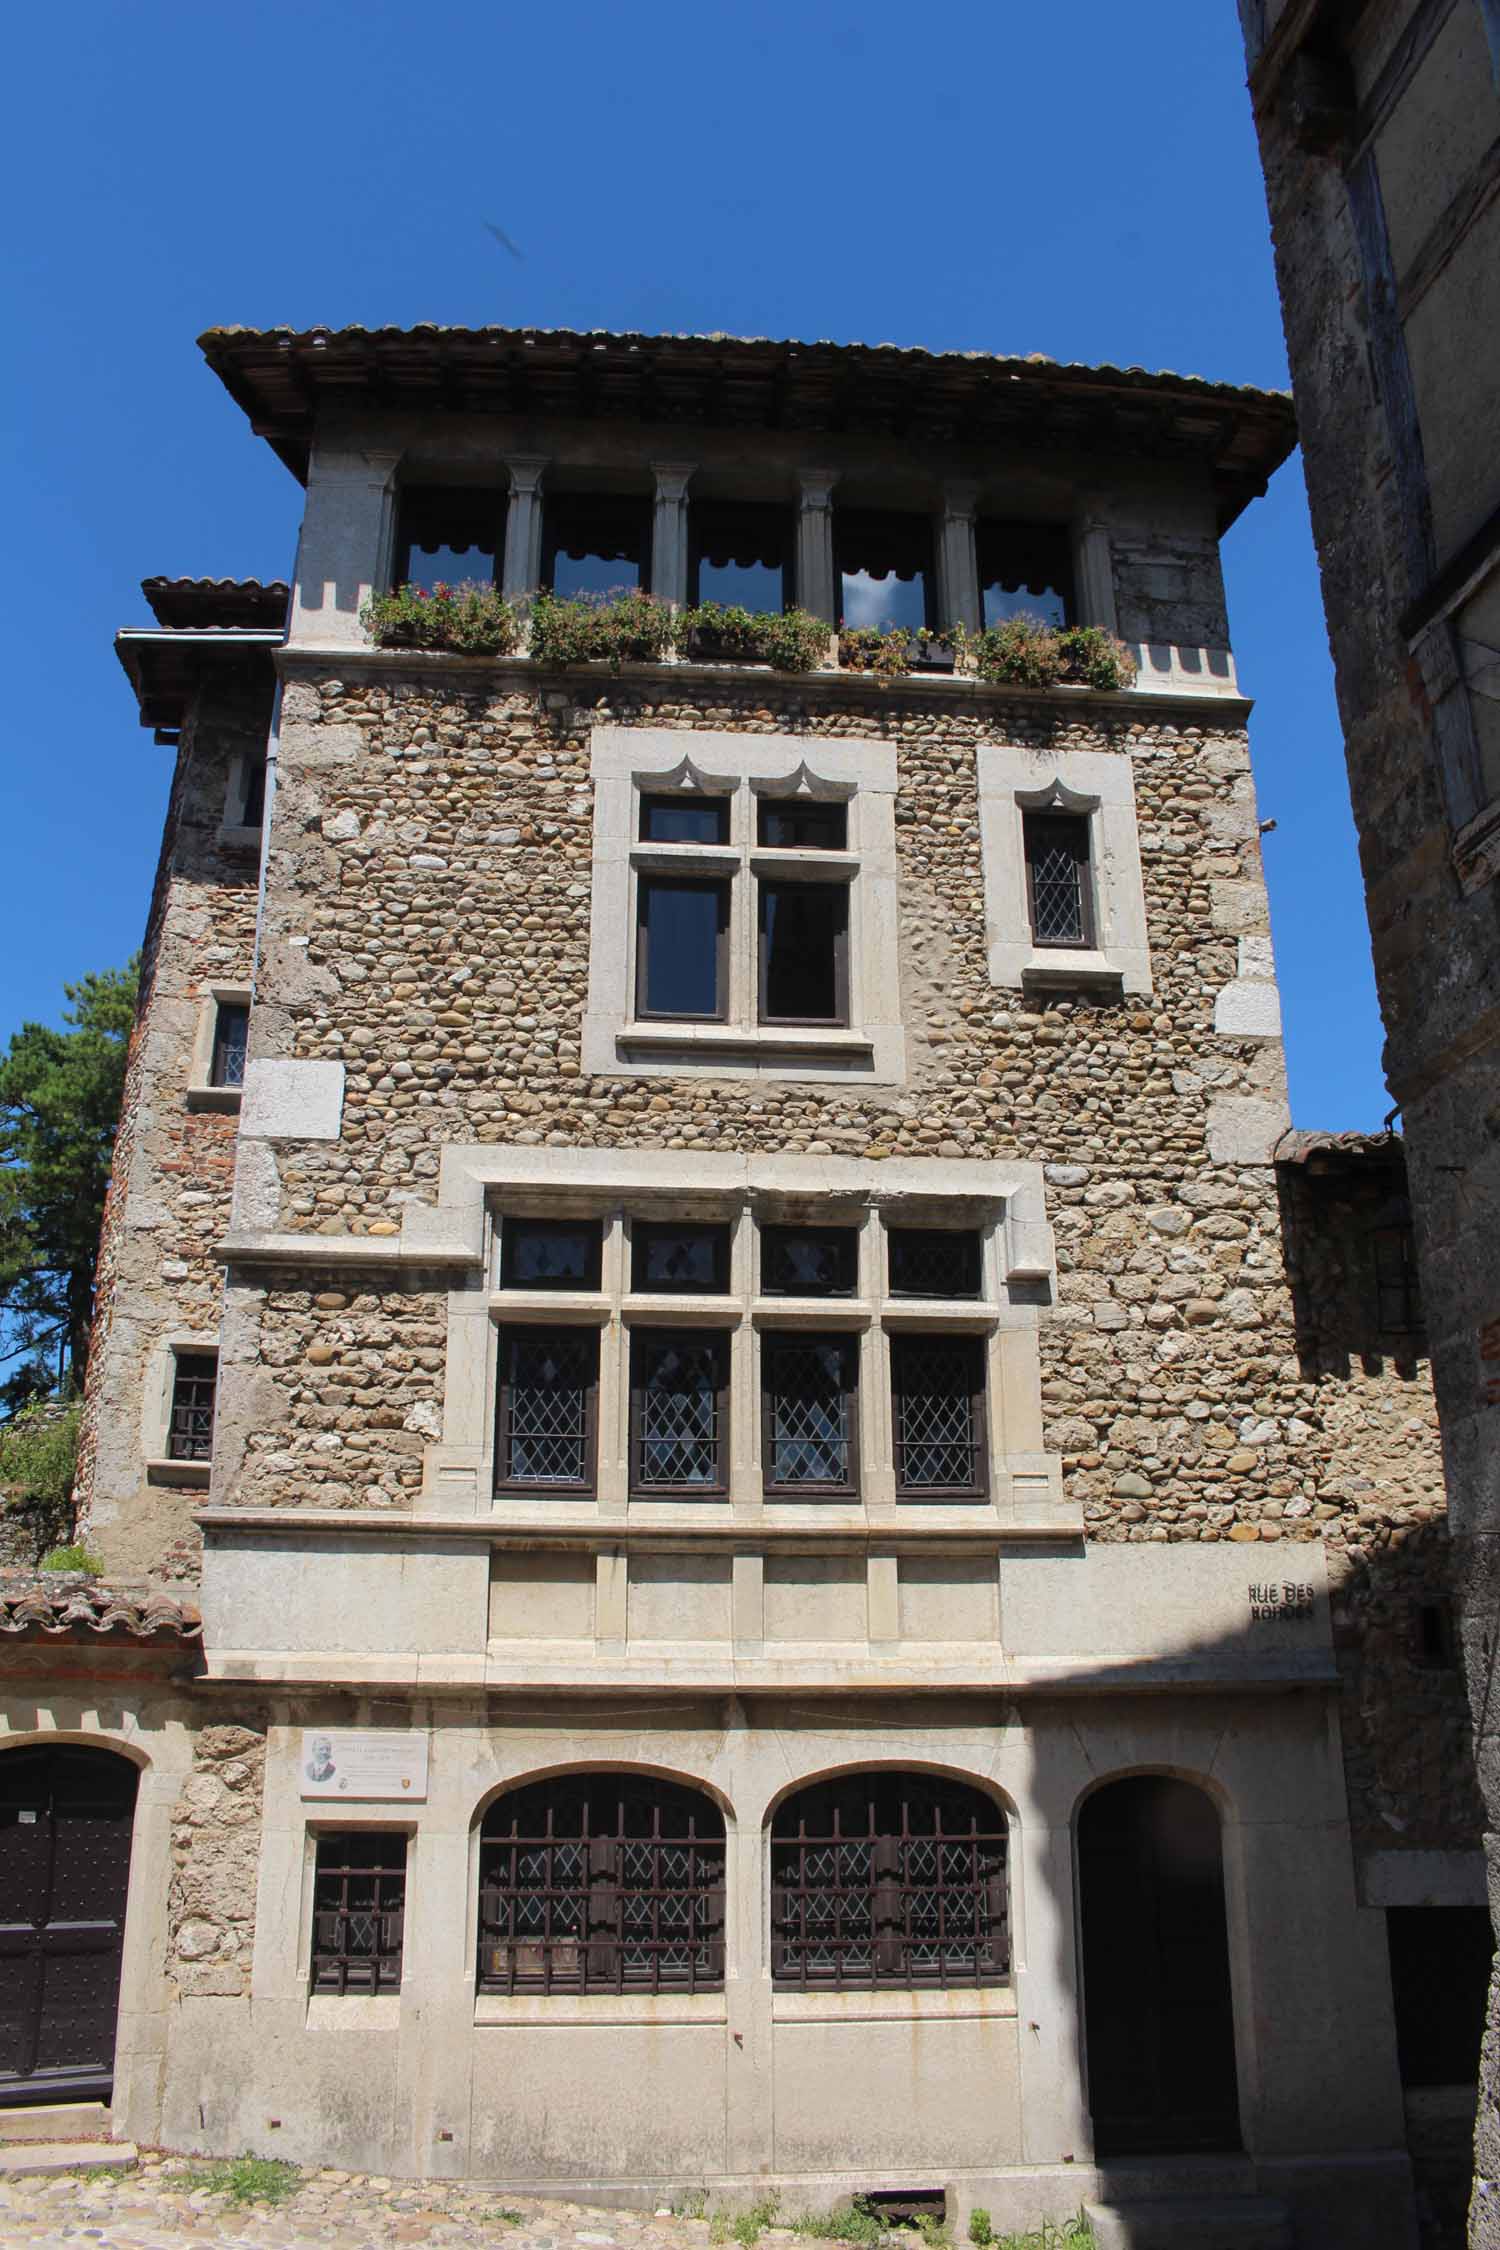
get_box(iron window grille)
[635,875,730,1021]
[759,1226,857,1297]
[168,1352,217,1463]
[495,1328,599,1494]
[976,522,1074,631]
[640,794,730,845]
[688,502,793,613]
[771,1772,1009,1990]
[310,1832,407,1995]
[629,1329,729,1496]
[631,1222,731,1294]
[210,1002,249,1090]
[1372,1223,1423,1336]
[393,485,505,591]
[758,880,849,1026]
[757,799,848,851]
[762,1334,859,1497]
[499,1217,603,1291]
[541,495,650,598]
[887,1229,983,1300]
[834,510,936,632]
[478,1775,725,1995]
[891,1334,987,1498]
[1024,813,1094,948]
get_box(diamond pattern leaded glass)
[311,1834,406,1994]
[632,1334,726,1490]
[760,1226,857,1297]
[765,1336,854,1490]
[893,1335,984,1494]
[479,1777,725,1994]
[499,1330,596,1489]
[1025,814,1090,945]
[632,1223,730,1293]
[887,1229,982,1300]
[500,1218,602,1290]
[771,1773,1008,1989]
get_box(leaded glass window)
[478,1775,725,1995]
[891,1334,986,1497]
[759,1226,857,1297]
[311,1833,407,1994]
[771,1772,1009,1990]
[762,1334,858,1495]
[631,1222,730,1294]
[630,1330,728,1495]
[168,1351,217,1462]
[758,881,848,1025]
[210,1002,249,1090]
[1024,813,1094,948]
[495,1328,598,1493]
[500,1217,603,1291]
[887,1229,983,1300]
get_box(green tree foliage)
[0,1399,83,1560]
[0,959,138,1408]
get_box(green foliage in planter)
[360,581,521,656]
[528,588,676,670]
[682,603,831,673]
[837,626,914,677]
[971,612,1136,692]
[1055,624,1137,690]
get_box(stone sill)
[216,1229,479,1270]
[1020,950,1125,993]
[196,1504,1081,1544]
[305,1993,401,2032]
[475,1992,726,2027]
[216,823,264,856]
[277,641,1253,720]
[773,1987,1016,2023]
[185,1085,242,1115]
[616,1023,876,1064]
[146,1457,211,1488]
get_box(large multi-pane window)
[977,522,1073,630]
[478,1776,725,1995]
[542,494,650,599]
[771,1772,1009,1990]
[689,502,792,613]
[393,486,505,591]
[835,510,934,633]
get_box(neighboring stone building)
[0,322,1478,2246]
[1236,3,1500,2237]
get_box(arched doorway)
[1078,1775,1240,2156]
[0,1746,139,2106]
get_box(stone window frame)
[186,985,252,1113]
[976,743,1152,996]
[582,727,904,1083]
[219,750,267,853]
[300,1816,415,2030]
[143,1332,220,1488]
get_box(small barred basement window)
[168,1351,217,1463]
[310,1832,407,1994]
[478,1775,725,1995]
[771,1772,1009,1990]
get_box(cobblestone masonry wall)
[167,1719,267,1998]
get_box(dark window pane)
[690,504,792,614]
[395,487,504,591]
[640,795,729,844]
[168,1352,217,1462]
[631,1331,728,1493]
[759,882,846,1024]
[211,1003,249,1089]
[764,1335,856,1492]
[500,1218,602,1290]
[836,511,934,632]
[892,1335,985,1496]
[1373,1224,1422,1335]
[1024,815,1092,946]
[757,800,848,850]
[543,497,647,598]
[240,756,267,828]
[479,1776,725,1995]
[311,1833,407,1995]
[978,523,1073,630]
[637,878,727,1019]
[888,1229,983,1299]
[497,1328,598,1491]
[632,1222,730,1293]
[1387,1907,1493,2087]
[760,1227,857,1297]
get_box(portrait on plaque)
[298,1729,429,1801]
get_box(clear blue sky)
[0,0,1389,1129]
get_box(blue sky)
[0,0,1389,1128]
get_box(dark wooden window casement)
[210,1002,249,1090]
[310,1832,407,1995]
[495,1328,599,1494]
[636,876,730,1020]
[891,1334,987,1498]
[631,1222,731,1294]
[756,799,848,851]
[1386,1906,1494,2088]
[629,1329,729,1496]
[1373,1223,1423,1336]
[499,1217,603,1291]
[393,485,505,591]
[835,510,935,632]
[762,1333,859,1497]
[168,1352,217,1463]
[640,794,730,845]
[759,1226,857,1298]
[758,881,848,1025]
[1411,1599,1457,1671]
[239,754,267,829]
[478,1775,725,1995]
[1024,813,1094,948]
[689,502,793,614]
[887,1229,983,1300]
[977,522,1074,630]
[542,495,650,599]
[771,1772,1009,1990]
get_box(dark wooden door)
[1078,1775,1241,2157]
[0,1747,138,2106]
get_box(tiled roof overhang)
[142,576,290,631]
[1276,1128,1407,1173]
[198,324,1298,531]
[0,1573,203,1642]
[116,578,284,735]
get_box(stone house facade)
[0,323,1479,2246]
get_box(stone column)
[937,479,981,634]
[1072,512,1119,633]
[796,470,839,623]
[650,463,695,609]
[500,456,547,600]
[289,446,401,649]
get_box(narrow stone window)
[495,1328,599,1494]
[757,882,848,1026]
[542,494,650,598]
[977,521,1073,629]
[168,1351,217,1463]
[392,485,505,590]
[629,1330,729,1495]
[1023,813,1094,948]
[835,510,935,632]
[209,1001,249,1091]
[1372,1223,1423,1337]
[635,877,730,1020]
[891,1334,987,1498]
[762,1334,859,1497]
[240,753,267,829]
[310,1832,407,1994]
[1411,1599,1457,1671]
[499,1217,603,1291]
[689,501,793,613]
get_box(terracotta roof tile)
[0,1573,202,1641]
[141,577,290,631]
